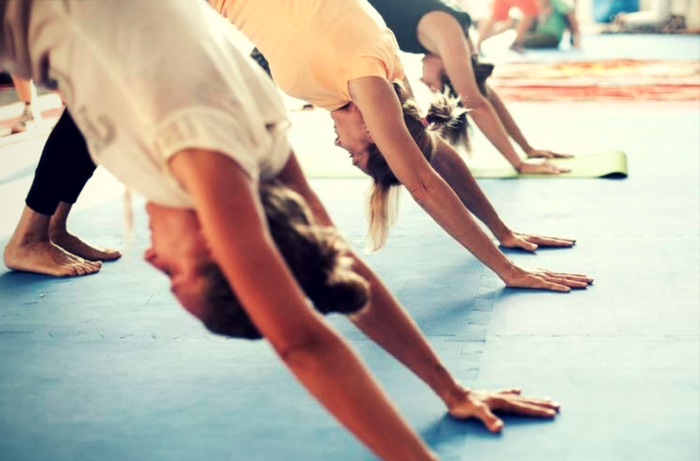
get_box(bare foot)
[4,239,102,276]
[50,230,121,262]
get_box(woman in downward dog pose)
[211,0,592,290]
[2,1,561,460]
[367,0,574,172]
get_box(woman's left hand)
[447,387,560,433]
[499,231,576,251]
[526,148,574,159]
[518,159,570,175]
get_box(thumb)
[475,404,504,433]
[519,240,538,252]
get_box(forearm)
[466,101,523,169]
[170,150,436,461]
[349,257,464,408]
[278,157,470,406]
[440,49,522,169]
[408,171,514,277]
[349,77,514,278]
[221,234,434,461]
[430,137,511,240]
[485,85,533,153]
[285,329,437,461]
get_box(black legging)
[25,110,96,215]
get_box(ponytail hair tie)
[420,117,429,128]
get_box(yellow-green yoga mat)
[288,110,628,179]
[468,150,628,179]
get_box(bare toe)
[4,239,102,277]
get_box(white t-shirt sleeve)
[152,106,265,180]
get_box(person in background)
[476,0,540,53]
[523,0,581,49]
[9,74,41,133]
[366,0,575,171]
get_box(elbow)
[404,175,439,206]
[273,328,337,371]
[467,94,490,113]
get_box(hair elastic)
[420,117,429,128]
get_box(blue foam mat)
[1,102,699,460]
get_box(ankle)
[48,226,71,240]
[8,228,50,247]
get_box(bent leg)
[4,205,102,276]
[40,111,121,261]
[522,32,560,49]
[4,111,109,276]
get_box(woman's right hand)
[518,159,570,175]
[447,387,561,433]
[501,264,593,292]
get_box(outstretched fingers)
[493,398,558,418]
[527,149,574,159]
[545,271,592,281]
[550,151,575,159]
[540,270,593,286]
[473,403,504,433]
[536,161,570,175]
[523,234,576,247]
[513,396,561,411]
[496,388,522,395]
[550,163,571,174]
[536,279,571,292]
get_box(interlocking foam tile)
[1,102,698,460]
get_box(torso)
[210,0,404,111]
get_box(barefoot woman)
[1,1,561,459]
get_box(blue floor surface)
[0,102,698,460]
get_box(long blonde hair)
[365,81,466,250]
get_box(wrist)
[492,224,513,243]
[496,260,519,284]
[443,383,471,412]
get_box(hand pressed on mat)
[499,231,576,251]
[447,387,560,433]
[518,158,571,175]
[502,265,594,292]
[526,148,574,159]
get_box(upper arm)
[276,152,336,227]
[168,149,328,352]
[348,77,434,190]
